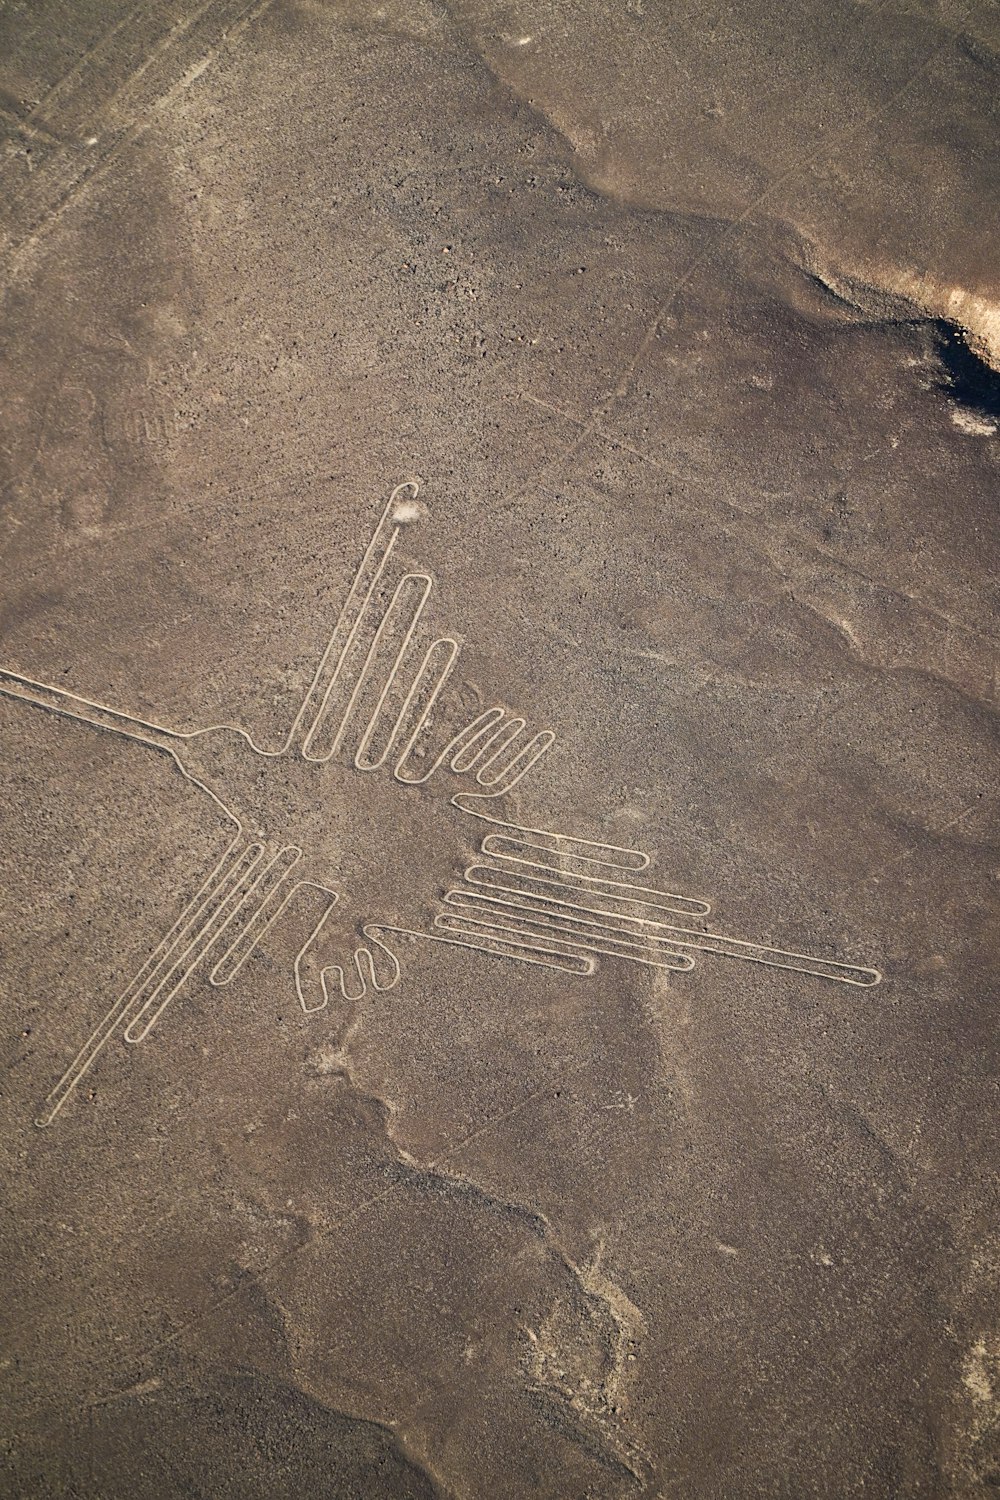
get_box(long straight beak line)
[0,669,184,757]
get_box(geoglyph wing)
[1,484,556,1122]
[1,482,879,1127]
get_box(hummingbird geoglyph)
[1,482,881,1127]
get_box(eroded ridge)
[0,482,880,1128]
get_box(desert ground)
[1,2,998,1496]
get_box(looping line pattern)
[0,482,880,1127]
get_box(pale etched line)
[435,907,696,973]
[292,892,341,1013]
[2,0,280,272]
[352,580,440,768]
[519,390,588,427]
[0,668,184,755]
[452,708,521,774]
[449,707,510,774]
[481,833,711,916]
[359,636,458,774]
[396,706,554,795]
[438,710,548,789]
[451,789,652,873]
[395,706,508,786]
[659,918,884,987]
[295,482,414,757]
[471,718,526,783]
[35,831,249,1127]
[443,887,700,960]
[314,569,431,762]
[123,842,272,1041]
[468,856,710,923]
[21,2,152,126]
[330,570,433,764]
[290,904,401,1010]
[120,842,262,1017]
[477,728,556,793]
[457,853,881,987]
[554,5,965,466]
[208,845,303,985]
[0,662,268,769]
[351,926,401,999]
[0,104,63,146]
[367,921,594,977]
[2,479,881,1129]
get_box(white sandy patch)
[949,407,997,436]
